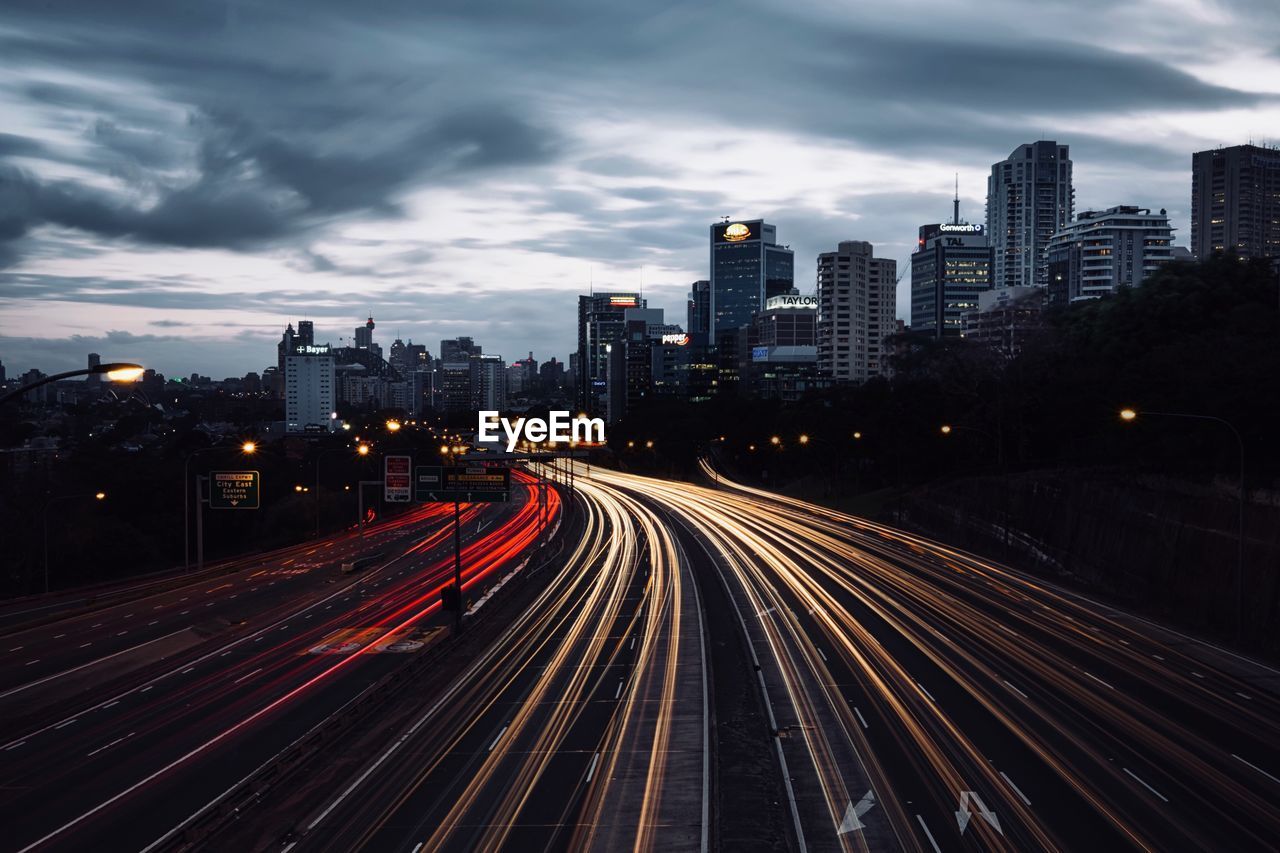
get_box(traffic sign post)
[413,465,511,634]
[208,471,260,509]
[384,455,411,503]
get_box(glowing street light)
[385,419,401,432]
[357,444,371,456]
[241,441,257,454]
[1,361,145,404]
[940,424,953,435]
[95,492,106,500]
[798,434,810,445]
[770,435,781,446]
[1119,408,1137,422]
[645,440,654,449]
[853,431,863,440]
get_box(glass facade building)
[709,220,794,337]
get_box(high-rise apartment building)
[440,336,480,363]
[987,141,1074,289]
[296,320,314,347]
[470,353,507,411]
[1191,144,1280,260]
[285,348,335,434]
[816,241,897,383]
[576,292,644,414]
[709,220,793,337]
[1046,206,1175,305]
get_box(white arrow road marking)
[837,790,876,834]
[956,791,1001,835]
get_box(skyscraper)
[709,220,793,337]
[354,316,375,350]
[1191,144,1280,260]
[816,241,897,383]
[910,208,993,338]
[470,353,507,411]
[296,320,314,348]
[576,292,643,414]
[440,336,480,363]
[987,141,1074,289]
[285,348,335,434]
[687,280,710,336]
[1047,206,1175,305]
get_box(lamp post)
[184,441,256,571]
[0,363,144,405]
[42,492,106,593]
[1120,408,1246,642]
[315,444,370,536]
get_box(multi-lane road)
[0,471,558,852]
[4,460,1279,851]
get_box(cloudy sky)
[1,0,1278,378]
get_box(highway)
[285,470,709,853]
[0,470,557,852]
[5,458,1279,852]
[583,460,1280,852]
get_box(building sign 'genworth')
[938,223,983,234]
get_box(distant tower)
[354,316,375,350]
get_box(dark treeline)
[611,256,1280,495]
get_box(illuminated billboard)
[714,221,758,243]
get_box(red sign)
[384,455,411,502]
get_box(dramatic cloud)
[0,0,1277,376]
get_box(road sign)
[415,465,509,503]
[384,454,411,502]
[209,470,259,509]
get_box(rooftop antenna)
[953,173,960,225]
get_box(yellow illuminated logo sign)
[724,223,751,242]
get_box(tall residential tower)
[987,141,1074,289]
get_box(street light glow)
[853,431,863,440]
[645,440,654,449]
[103,365,145,382]
[770,435,780,445]
[356,444,371,456]
[241,441,257,454]
[798,434,810,445]
[95,492,106,500]
[940,424,953,435]
[385,419,401,432]
[1120,408,1138,421]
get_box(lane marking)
[1232,754,1280,785]
[54,719,77,729]
[233,668,262,685]
[488,724,509,751]
[102,701,119,709]
[5,740,26,750]
[1004,680,1028,699]
[854,706,869,729]
[87,732,135,757]
[1081,670,1114,690]
[614,680,623,699]
[586,752,600,783]
[917,683,935,702]
[916,815,943,853]
[1001,771,1031,805]
[1123,767,1168,802]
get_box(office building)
[910,217,993,338]
[277,322,297,377]
[687,280,710,336]
[1191,144,1280,260]
[440,336,480,363]
[816,241,897,383]
[1046,206,1175,305]
[576,292,644,414]
[354,316,375,350]
[987,141,1074,289]
[433,360,472,414]
[296,320,314,347]
[709,220,794,337]
[285,347,335,434]
[740,294,826,401]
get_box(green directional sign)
[415,465,509,503]
[209,470,260,509]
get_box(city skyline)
[2,0,1280,377]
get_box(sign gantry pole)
[453,499,463,632]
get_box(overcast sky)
[1,0,1278,378]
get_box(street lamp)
[43,492,106,593]
[184,441,256,571]
[645,440,654,449]
[357,444,371,456]
[853,431,863,440]
[1120,407,1246,641]
[385,419,401,432]
[770,435,781,446]
[0,362,145,405]
[798,434,810,445]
